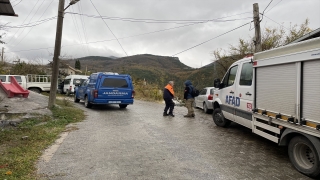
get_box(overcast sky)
[1,0,319,68]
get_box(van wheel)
[288,136,320,178]
[29,88,41,93]
[212,108,231,127]
[66,90,70,96]
[84,96,92,108]
[119,104,127,108]
[74,93,80,103]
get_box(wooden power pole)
[48,0,65,108]
[253,3,262,53]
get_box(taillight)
[208,94,213,100]
[93,89,98,98]
[132,90,135,98]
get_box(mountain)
[62,54,217,93]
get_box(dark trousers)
[164,99,174,114]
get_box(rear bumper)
[91,99,134,105]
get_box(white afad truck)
[212,37,320,178]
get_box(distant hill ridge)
[62,54,217,91]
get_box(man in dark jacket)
[163,81,175,117]
[183,80,195,117]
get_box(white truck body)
[0,74,52,93]
[212,37,320,178]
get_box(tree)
[10,61,45,75]
[212,19,313,79]
[75,60,81,70]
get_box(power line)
[6,11,254,55]
[7,0,39,44]
[69,6,85,51]
[65,11,252,24]
[77,1,90,55]
[89,0,128,56]
[263,14,290,31]
[12,0,22,7]
[266,0,282,13]
[15,0,54,46]
[6,15,252,54]
[171,21,251,57]
[260,0,273,22]
[2,17,57,29]
[10,0,41,45]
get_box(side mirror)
[214,78,220,88]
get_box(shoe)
[163,112,168,116]
[192,114,195,117]
[168,113,175,117]
[184,114,193,118]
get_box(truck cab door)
[234,62,253,128]
[219,65,238,122]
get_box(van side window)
[64,79,71,85]
[102,78,128,88]
[239,62,253,86]
[221,65,238,88]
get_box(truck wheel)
[74,93,80,103]
[29,88,41,93]
[212,108,231,127]
[119,104,127,108]
[84,96,92,108]
[288,136,320,178]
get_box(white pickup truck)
[0,74,52,93]
[212,37,320,178]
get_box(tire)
[203,103,209,114]
[212,108,231,127]
[74,93,80,103]
[29,88,41,93]
[288,136,320,178]
[84,96,92,108]
[119,104,127,108]
[66,90,70,96]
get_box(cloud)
[1,0,319,68]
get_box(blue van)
[74,72,134,108]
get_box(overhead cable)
[65,11,252,24]
[15,0,54,46]
[89,0,128,56]
[7,0,40,44]
[172,21,252,57]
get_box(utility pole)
[1,47,4,62]
[48,0,65,108]
[253,3,262,53]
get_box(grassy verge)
[0,99,85,180]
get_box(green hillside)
[62,54,220,98]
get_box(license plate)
[109,101,121,103]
